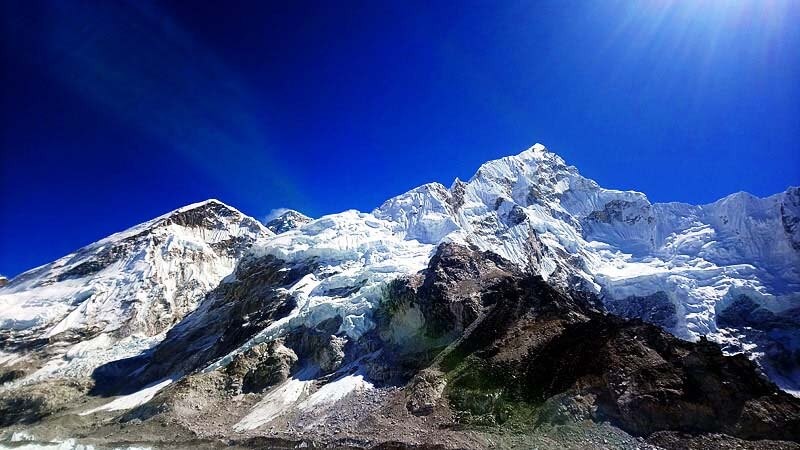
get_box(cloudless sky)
[1,0,799,276]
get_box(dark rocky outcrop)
[56,243,132,282]
[377,243,800,443]
[224,340,298,394]
[377,243,521,347]
[284,318,347,375]
[718,295,800,332]
[523,320,800,440]
[165,200,259,231]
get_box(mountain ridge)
[1,143,799,449]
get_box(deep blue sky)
[1,0,799,276]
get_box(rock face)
[377,243,520,349]
[96,254,309,392]
[524,321,799,440]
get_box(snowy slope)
[0,200,271,382]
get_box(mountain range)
[1,144,799,449]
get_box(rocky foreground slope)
[1,144,799,449]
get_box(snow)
[296,371,373,410]
[233,367,373,432]
[0,439,94,450]
[80,378,172,415]
[0,281,87,331]
[0,200,266,337]
[234,368,316,431]
[10,431,35,442]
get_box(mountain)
[375,144,800,391]
[0,199,271,386]
[1,145,799,449]
[264,210,312,234]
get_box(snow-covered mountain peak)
[484,142,551,166]
[0,199,271,383]
[68,199,269,255]
[469,143,566,185]
[264,209,312,234]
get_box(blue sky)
[1,0,798,276]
